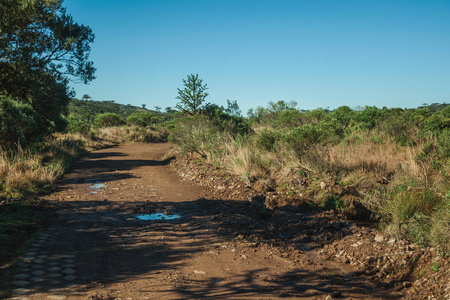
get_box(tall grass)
[172,108,450,253]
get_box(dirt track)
[11,143,403,299]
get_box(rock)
[375,234,384,243]
[388,238,396,244]
[193,270,206,274]
[320,182,327,190]
[332,291,342,297]
[403,281,412,288]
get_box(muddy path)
[11,143,403,299]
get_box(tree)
[141,104,146,109]
[176,74,208,115]
[0,0,95,130]
[82,94,92,101]
[225,100,242,117]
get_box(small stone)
[14,274,30,280]
[31,270,45,276]
[62,268,76,275]
[320,181,327,190]
[332,291,342,297]
[375,234,384,243]
[10,297,29,300]
[14,280,30,287]
[403,281,412,288]
[63,275,76,281]
[193,270,206,274]
[388,238,396,244]
[32,264,44,269]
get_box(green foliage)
[126,112,157,127]
[203,103,251,137]
[66,116,91,135]
[176,74,209,115]
[332,106,354,129]
[432,262,440,272]
[286,121,342,157]
[421,106,450,133]
[0,95,47,147]
[352,106,384,130]
[0,0,95,84]
[68,99,151,123]
[256,129,284,152]
[0,0,96,143]
[377,109,416,146]
[94,113,124,127]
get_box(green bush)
[66,116,91,135]
[352,106,383,130]
[126,112,157,127]
[203,104,251,136]
[94,113,124,127]
[422,106,450,133]
[286,121,342,157]
[377,109,416,146]
[256,129,284,152]
[0,95,48,147]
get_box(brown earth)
[10,143,448,299]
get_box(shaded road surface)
[11,143,403,299]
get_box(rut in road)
[11,143,402,299]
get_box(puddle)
[89,183,105,194]
[136,212,181,221]
[90,183,105,189]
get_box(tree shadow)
[16,197,403,299]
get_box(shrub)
[352,106,383,130]
[256,129,284,152]
[0,95,48,147]
[66,116,91,135]
[126,112,157,127]
[94,113,124,127]
[286,121,342,157]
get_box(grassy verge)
[170,107,450,255]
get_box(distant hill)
[68,99,157,122]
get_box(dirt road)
[11,143,402,299]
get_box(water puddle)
[136,212,181,221]
[89,183,105,193]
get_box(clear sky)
[64,0,450,114]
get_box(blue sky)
[64,0,450,114]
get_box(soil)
[10,143,449,299]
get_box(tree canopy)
[0,0,96,145]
